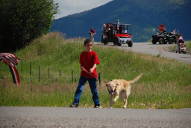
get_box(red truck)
[101,21,133,47]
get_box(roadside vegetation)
[0,32,191,108]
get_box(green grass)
[0,32,191,108]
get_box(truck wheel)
[103,42,108,45]
[113,38,120,46]
[117,43,121,46]
[159,38,164,44]
[152,39,157,44]
[102,38,108,45]
[168,40,172,44]
[101,35,108,45]
[127,41,133,47]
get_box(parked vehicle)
[101,21,133,47]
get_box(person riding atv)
[152,24,178,44]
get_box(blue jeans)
[72,76,100,106]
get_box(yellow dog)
[106,74,143,108]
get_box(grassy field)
[0,32,191,108]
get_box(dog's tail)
[129,73,143,84]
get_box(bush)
[0,0,57,52]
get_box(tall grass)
[0,32,191,108]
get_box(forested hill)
[51,0,191,42]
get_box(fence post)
[38,65,40,82]
[71,70,74,83]
[29,62,32,92]
[20,61,22,73]
[48,67,50,79]
[59,70,61,77]
[29,62,32,79]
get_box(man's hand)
[81,66,88,72]
[90,68,94,73]
[90,64,97,73]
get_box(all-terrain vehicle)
[101,21,133,47]
[152,32,178,44]
[152,24,178,44]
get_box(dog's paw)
[123,106,127,109]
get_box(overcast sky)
[53,0,113,19]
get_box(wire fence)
[16,62,102,86]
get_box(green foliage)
[0,0,57,52]
[186,41,191,53]
[0,33,191,108]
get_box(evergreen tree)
[0,0,57,52]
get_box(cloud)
[54,0,113,19]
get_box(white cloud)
[54,0,113,19]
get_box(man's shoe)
[70,104,78,108]
[94,105,102,108]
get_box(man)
[70,39,101,108]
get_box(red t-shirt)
[80,51,100,78]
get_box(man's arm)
[90,64,97,73]
[80,66,87,72]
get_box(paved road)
[99,42,191,64]
[0,107,191,128]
